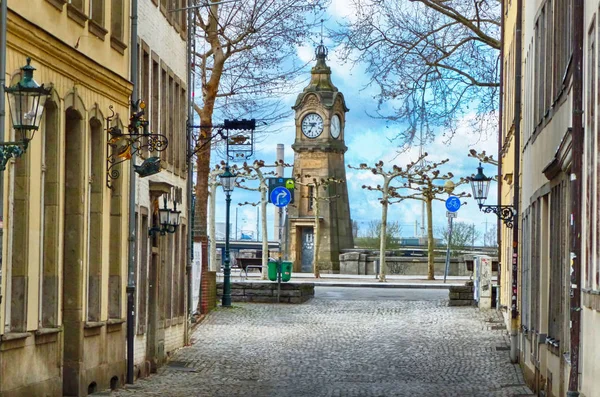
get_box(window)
[174,82,180,172]
[586,20,596,288]
[69,0,84,10]
[308,186,314,211]
[553,0,573,95]
[180,88,187,173]
[530,201,541,333]
[87,118,104,322]
[152,58,160,145]
[548,181,567,342]
[169,75,174,166]
[521,210,531,331]
[161,67,167,163]
[90,0,104,26]
[544,0,553,111]
[111,0,124,41]
[137,212,149,334]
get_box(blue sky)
[208,1,500,244]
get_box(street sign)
[445,196,461,213]
[446,211,457,218]
[268,177,295,204]
[270,186,292,207]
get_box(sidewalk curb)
[310,282,461,289]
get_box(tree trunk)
[260,183,269,280]
[379,180,389,282]
[209,184,217,272]
[313,190,320,278]
[426,198,435,280]
[195,114,213,314]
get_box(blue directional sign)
[445,196,461,213]
[270,186,292,208]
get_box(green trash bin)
[281,261,292,282]
[267,261,278,281]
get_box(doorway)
[300,227,314,273]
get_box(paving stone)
[107,292,532,397]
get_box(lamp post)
[468,163,516,228]
[219,165,235,307]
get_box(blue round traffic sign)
[270,186,291,208]
[445,196,461,213]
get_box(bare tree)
[395,156,470,279]
[437,221,481,256]
[192,0,328,313]
[237,160,291,280]
[332,0,500,148]
[295,174,344,278]
[349,154,424,281]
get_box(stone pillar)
[474,255,492,309]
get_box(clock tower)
[288,44,353,274]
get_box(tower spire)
[315,19,328,60]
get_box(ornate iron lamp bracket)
[480,204,516,228]
[105,104,169,189]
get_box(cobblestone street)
[108,288,533,397]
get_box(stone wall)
[448,285,475,306]
[339,252,471,276]
[217,282,314,304]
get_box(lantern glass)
[220,167,236,193]
[159,204,170,226]
[5,58,51,137]
[468,163,492,207]
[170,208,181,227]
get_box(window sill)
[88,19,108,41]
[45,0,66,11]
[111,36,127,55]
[84,321,105,329]
[107,318,125,325]
[108,318,125,332]
[1,332,31,341]
[582,289,600,311]
[66,4,88,27]
[35,327,62,336]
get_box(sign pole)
[444,211,455,283]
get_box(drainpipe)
[497,0,504,315]
[567,0,583,395]
[186,1,194,336]
[0,0,7,313]
[127,0,139,385]
[509,0,522,364]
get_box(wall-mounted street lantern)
[0,58,51,170]
[149,196,181,237]
[468,163,516,228]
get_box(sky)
[208,1,500,245]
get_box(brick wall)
[201,270,217,313]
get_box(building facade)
[0,0,132,396]
[500,0,600,395]
[132,0,189,378]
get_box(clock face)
[331,114,341,139]
[301,113,324,138]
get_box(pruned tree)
[332,0,500,148]
[237,159,291,280]
[354,220,403,249]
[437,221,481,256]
[192,0,328,313]
[349,154,424,281]
[395,156,470,279]
[295,174,344,278]
[468,148,499,166]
